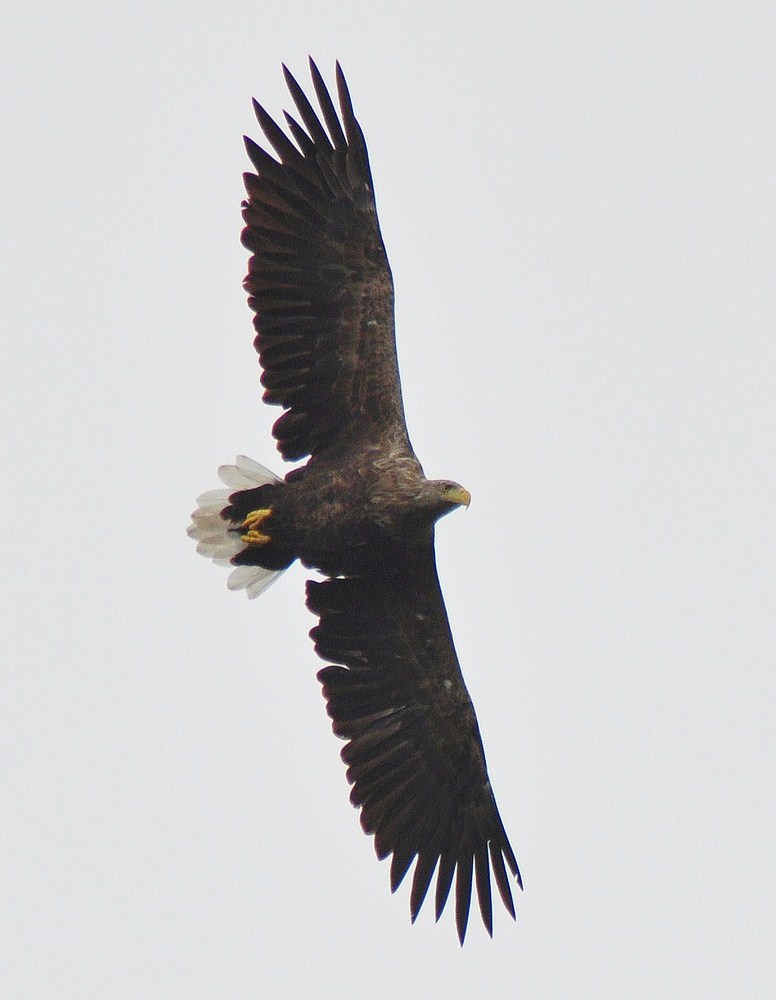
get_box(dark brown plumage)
[188,60,521,943]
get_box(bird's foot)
[240,508,272,545]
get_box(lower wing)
[306,536,521,943]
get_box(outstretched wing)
[242,60,410,463]
[306,538,522,943]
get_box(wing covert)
[306,538,522,943]
[242,60,410,463]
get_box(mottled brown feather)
[307,538,521,943]
[242,59,409,462]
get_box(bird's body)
[188,60,521,942]
[226,447,461,574]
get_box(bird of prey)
[188,60,521,943]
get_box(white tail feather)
[195,488,231,508]
[188,455,286,599]
[227,563,283,599]
[218,455,280,489]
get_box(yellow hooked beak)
[447,486,471,509]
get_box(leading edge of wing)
[305,539,522,943]
[241,60,410,464]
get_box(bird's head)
[427,479,471,520]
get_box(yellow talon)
[241,529,271,545]
[240,508,272,545]
[242,508,271,529]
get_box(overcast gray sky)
[3,2,775,997]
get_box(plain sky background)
[3,2,775,997]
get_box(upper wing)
[242,60,410,463]
[306,537,521,943]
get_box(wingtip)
[335,62,353,115]
[308,55,321,80]
[454,857,473,946]
[434,855,455,923]
[281,62,299,93]
[389,848,415,894]
[252,99,272,130]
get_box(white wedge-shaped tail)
[187,455,286,598]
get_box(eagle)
[188,60,522,943]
